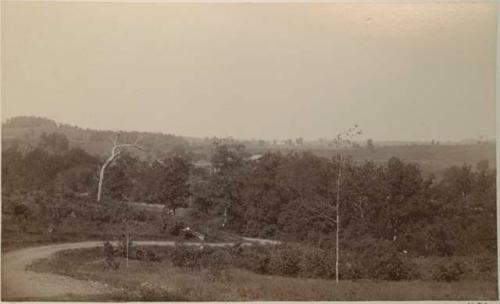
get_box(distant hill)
[1,116,190,159]
[2,116,496,178]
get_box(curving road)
[1,238,280,300]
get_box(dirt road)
[1,239,279,300]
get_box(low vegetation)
[28,244,498,301]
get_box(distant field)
[251,143,496,177]
[2,121,495,178]
[28,247,498,301]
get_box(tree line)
[2,133,496,261]
[192,141,496,259]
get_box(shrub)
[135,248,163,263]
[170,244,232,276]
[361,241,417,281]
[432,261,465,282]
[234,246,271,274]
[171,244,203,270]
[13,203,31,231]
[166,220,186,236]
[337,251,368,280]
[207,248,232,269]
[13,203,31,218]
[202,247,232,281]
[268,244,302,276]
[474,255,497,278]
[146,249,162,262]
[133,210,147,222]
[103,241,120,270]
[300,247,336,279]
[135,282,178,301]
[116,235,134,258]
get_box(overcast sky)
[2,2,497,141]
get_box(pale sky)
[1,2,497,141]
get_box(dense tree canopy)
[2,137,496,260]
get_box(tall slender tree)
[331,124,362,284]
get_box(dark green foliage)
[116,237,133,258]
[2,144,99,195]
[300,247,336,279]
[40,132,69,155]
[139,155,190,212]
[171,245,203,270]
[2,122,497,283]
[103,241,120,270]
[432,261,465,282]
[134,248,163,263]
[230,243,420,281]
[365,241,417,281]
[170,244,231,273]
[13,203,32,232]
[233,246,271,274]
[268,244,302,276]
[13,203,31,218]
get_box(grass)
[26,247,499,301]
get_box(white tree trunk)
[126,223,129,268]
[222,207,228,228]
[96,133,143,203]
[97,157,115,203]
[335,154,342,284]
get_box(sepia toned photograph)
[1,1,498,301]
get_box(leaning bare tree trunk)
[97,156,115,203]
[335,154,342,285]
[96,133,143,203]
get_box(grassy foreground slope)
[27,246,498,301]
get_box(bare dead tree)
[96,133,144,203]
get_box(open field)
[25,246,498,301]
[250,143,496,178]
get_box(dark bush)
[135,248,163,262]
[133,210,147,222]
[170,244,232,274]
[360,241,417,281]
[474,255,497,278]
[234,246,271,274]
[206,247,232,270]
[300,247,336,279]
[171,244,203,270]
[103,241,120,270]
[13,203,31,218]
[268,244,302,276]
[432,261,465,282]
[201,247,232,281]
[167,221,187,236]
[116,235,134,258]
